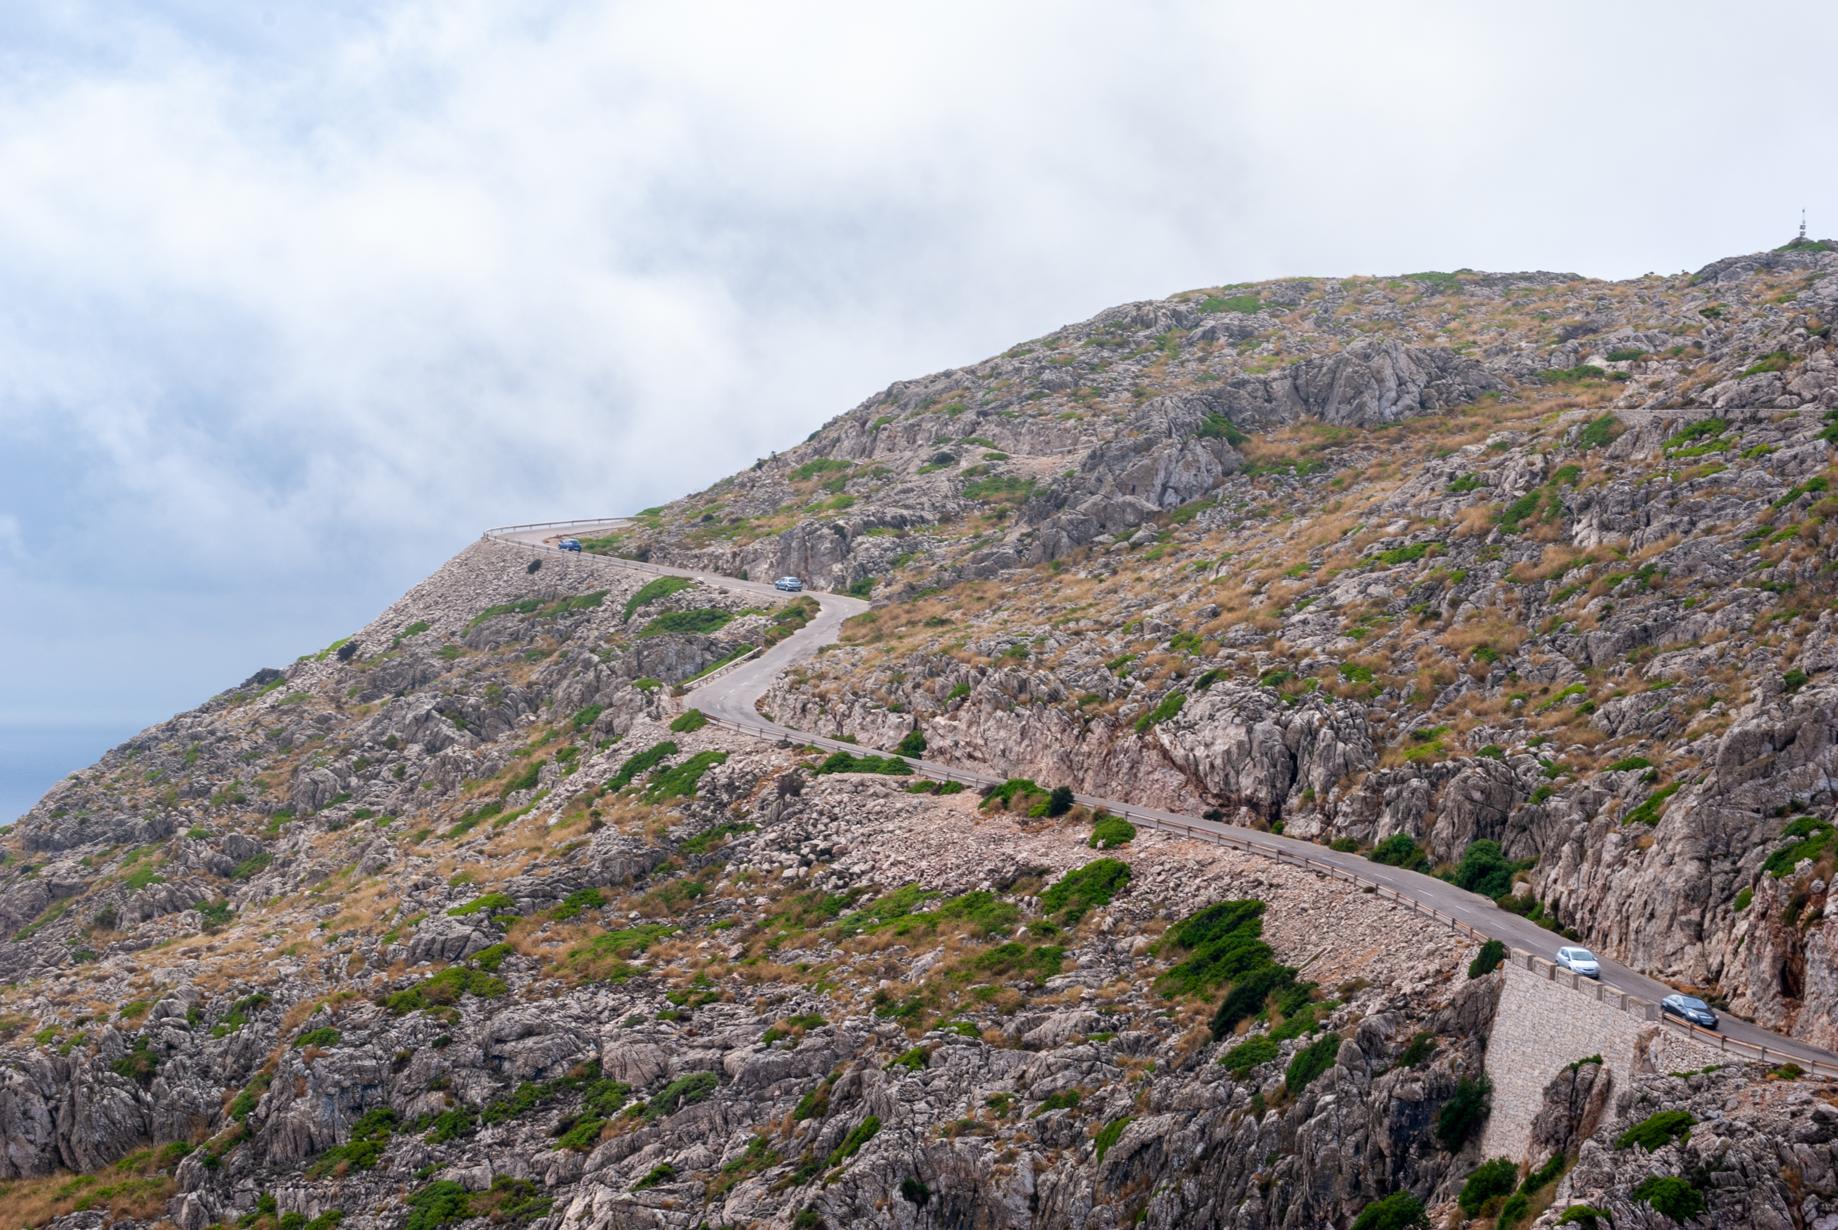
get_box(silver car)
[774,576,804,592]
[1555,946,1600,978]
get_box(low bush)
[1435,1076,1493,1151]
[814,751,913,776]
[1284,1034,1341,1093]
[1089,813,1136,849]
[1468,940,1507,979]
[1633,1175,1704,1220]
[1351,1193,1428,1230]
[1458,1158,1518,1216]
[1039,859,1131,924]
[1615,1109,1694,1151]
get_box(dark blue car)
[558,538,582,552]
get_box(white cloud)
[0,0,1834,734]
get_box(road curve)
[487,519,1838,1076]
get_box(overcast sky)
[1,1,1833,818]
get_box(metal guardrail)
[679,647,763,692]
[702,708,1838,1076]
[482,521,1838,1079]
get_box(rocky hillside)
[4,239,1838,1230]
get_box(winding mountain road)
[489,519,1838,1076]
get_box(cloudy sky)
[1,0,1833,819]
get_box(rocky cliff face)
[7,241,1838,1228]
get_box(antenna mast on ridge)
[1801,208,1809,242]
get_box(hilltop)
[2,240,1837,1229]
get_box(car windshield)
[1571,949,1596,962]
[1676,996,1709,1010]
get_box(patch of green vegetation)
[566,924,676,981]
[1368,834,1429,872]
[1219,1035,1278,1077]
[1468,939,1507,979]
[644,750,728,802]
[814,751,913,776]
[638,608,734,637]
[1454,840,1521,898]
[645,1071,719,1121]
[1374,542,1435,566]
[1284,1033,1341,1093]
[467,590,606,630]
[1632,1174,1704,1221]
[1617,1109,1694,1151]
[790,457,852,482]
[383,964,508,1014]
[307,1107,397,1177]
[1542,364,1607,383]
[1134,690,1186,732]
[1576,415,1621,449]
[1197,413,1248,446]
[1662,417,1729,455]
[607,741,678,791]
[1351,1192,1428,1230]
[1435,1077,1492,1151]
[1621,782,1682,826]
[447,891,516,918]
[1039,859,1130,925]
[621,575,694,622]
[293,1026,342,1049]
[1742,350,1795,377]
[1088,813,1135,849]
[1764,816,1835,877]
[1459,1158,1518,1216]
[962,474,1036,503]
[1199,293,1262,314]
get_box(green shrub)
[1397,1031,1436,1069]
[1556,1207,1607,1227]
[1458,1158,1518,1216]
[669,709,708,733]
[644,1071,718,1120]
[1039,859,1131,924]
[1576,416,1621,449]
[814,751,913,776]
[1495,1192,1532,1230]
[1197,413,1248,445]
[1622,783,1681,826]
[826,1114,881,1166]
[448,892,516,918]
[1764,816,1834,877]
[622,575,693,622]
[1284,1034,1341,1093]
[644,750,728,801]
[1435,1077,1492,1151]
[1199,293,1261,314]
[293,1026,342,1049]
[1455,841,1518,898]
[1046,786,1075,817]
[607,741,677,791]
[1220,1034,1278,1077]
[1616,1109,1694,1151]
[639,608,734,636]
[1468,939,1507,979]
[1089,813,1136,849]
[1134,690,1186,732]
[1369,834,1429,871]
[404,1180,472,1230]
[1633,1175,1705,1220]
[1351,1193,1428,1230]
[896,728,927,757]
[307,1107,397,1176]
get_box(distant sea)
[0,724,137,827]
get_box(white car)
[1555,946,1600,978]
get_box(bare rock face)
[1019,395,1244,561]
[1154,684,1375,819]
[1213,340,1503,430]
[1527,1056,1612,1165]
